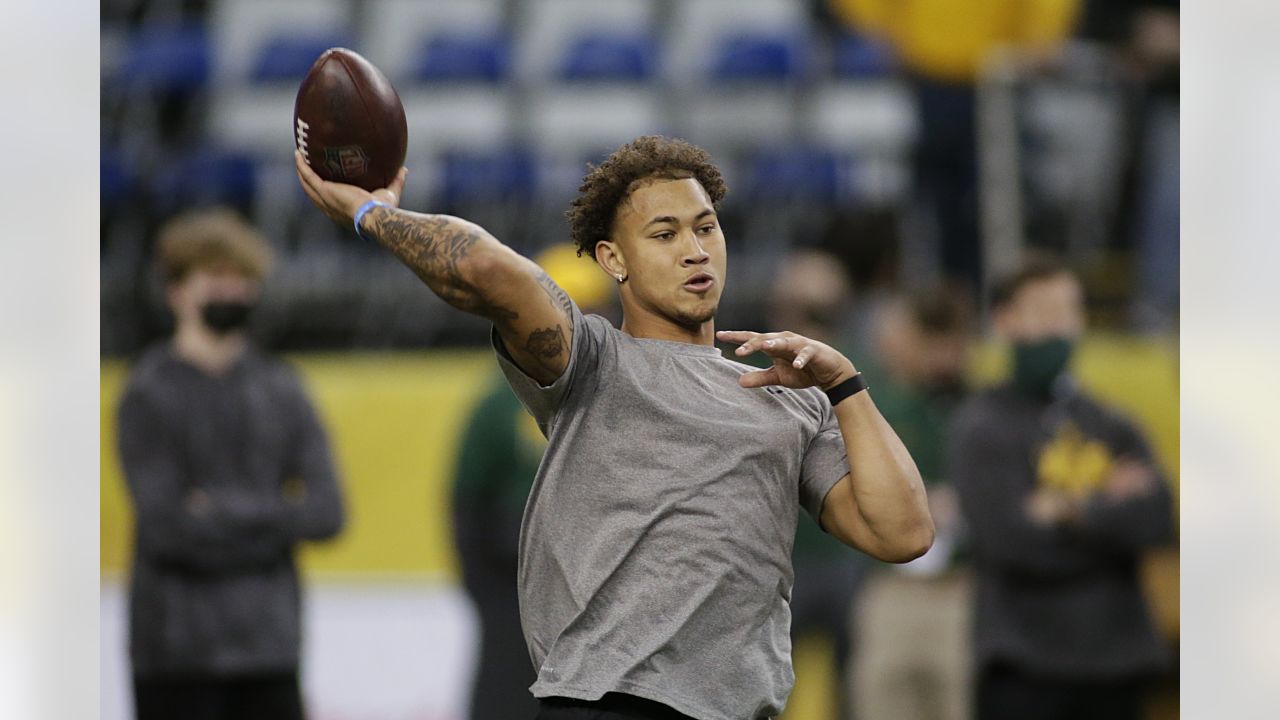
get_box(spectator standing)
[118,209,345,720]
[827,0,1080,295]
[950,258,1173,720]
[850,287,975,720]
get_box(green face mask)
[1011,337,1075,397]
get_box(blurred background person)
[451,244,615,720]
[825,0,1079,296]
[850,285,975,720]
[1076,0,1180,329]
[117,208,345,720]
[949,257,1174,720]
[767,248,866,720]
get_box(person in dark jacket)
[950,257,1174,720]
[118,208,345,720]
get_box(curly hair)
[567,135,728,260]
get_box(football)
[293,48,408,192]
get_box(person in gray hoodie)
[117,208,345,720]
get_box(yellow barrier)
[101,335,1178,579]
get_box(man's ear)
[595,240,626,280]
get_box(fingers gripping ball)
[294,48,408,192]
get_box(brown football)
[293,48,407,192]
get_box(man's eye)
[654,231,675,241]
[698,224,717,234]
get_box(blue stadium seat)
[710,33,808,82]
[559,33,657,82]
[251,33,353,83]
[744,148,846,205]
[413,33,511,84]
[150,149,258,218]
[833,33,897,78]
[439,150,538,208]
[100,148,136,211]
[119,24,210,91]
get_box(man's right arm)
[295,152,573,385]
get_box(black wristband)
[824,373,868,406]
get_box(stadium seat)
[438,150,538,209]
[362,1,513,160]
[100,147,137,212]
[666,0,809,84]
[251,32,354,84]
[833,32,898,79]
[743,148,847,206]
[413,33,511,84]
[435,148,542,255]
[149,148,259,219]
[117,23,210,92]
[709,33,809,83]
[210,0,352,85]
[515,1,661,163]
[513,0,655,84]
[559,33,656,83]
[361,0,506,85]
[208,0,352,159]
[666,0,814,154]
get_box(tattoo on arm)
[525,325,567,361]
[371,209,518,321]
[535,269,573,317]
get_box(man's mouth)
[683,272,715,293]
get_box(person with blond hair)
[118,208,345,720]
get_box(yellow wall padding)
[101,351,493,578]
[101,335,1177,577]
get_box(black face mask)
[200,300,255,335]
[1011,336,1075,398]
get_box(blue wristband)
[353,199,387,241]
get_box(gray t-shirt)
[492,303,850,720]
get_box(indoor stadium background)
[99,1,1179,719]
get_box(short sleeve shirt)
[493,302,849,720]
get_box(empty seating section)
[103,0,922,348]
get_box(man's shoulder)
[123,342,177,391]
[1062,387,1143,438]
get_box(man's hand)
[294,150,407,226]
[716,330,857,391]
[1103,459,1158,502]
[1025,487,1082,527]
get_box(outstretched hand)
[716,330,857,391]
[294,150,407,226]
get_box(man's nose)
[681,232,710,266]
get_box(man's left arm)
[718,330,934,562]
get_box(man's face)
[606,178,726,328]
[168,264,260,329]
[995,273,1086,342]
[916,331,970,390]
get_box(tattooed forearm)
[535,269,573,316]
[525,325,567,361]
[369,209,517,320]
